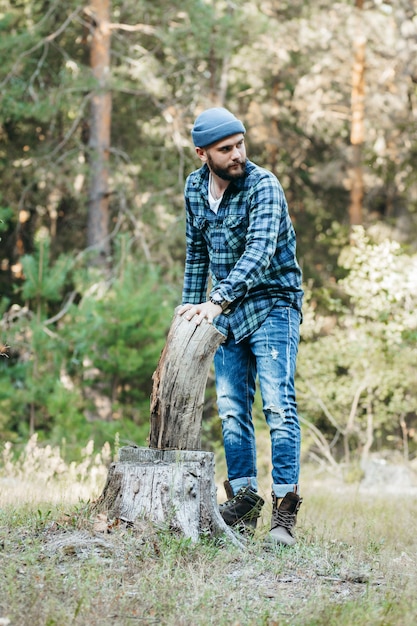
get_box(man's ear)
[195,147,208,163]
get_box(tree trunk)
[149,310,226,449]
[87,0,112,261]
[349,3,366,228]
[94,312,243,544]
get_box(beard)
[206,154,246,181]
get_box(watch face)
[210,294,223,307]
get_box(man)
[178,107,304,545]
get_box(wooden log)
[149,309,225,450]
[95,446,243,547]
[95,310,244,545]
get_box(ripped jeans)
[214,306,301,499]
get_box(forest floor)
[1,455,417,626]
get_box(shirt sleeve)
[182,196,210,304]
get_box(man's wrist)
[209,293,230,312]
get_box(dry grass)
[0,435,111,505]
[1,439,417,626]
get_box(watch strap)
[209,295,230,311]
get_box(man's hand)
[177,301,222,325]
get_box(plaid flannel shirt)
[182,159,303,343]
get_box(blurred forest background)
[0,0,416,471]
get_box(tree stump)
[95,311,244,546]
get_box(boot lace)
[271,508,297,535]
[271,495,302,535]
[219,486,250,510]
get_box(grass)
[1,440,417,625]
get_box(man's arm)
[181,199,210,305]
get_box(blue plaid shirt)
[182,159,303,343]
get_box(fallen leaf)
[93,513,109,533]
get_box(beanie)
[191,107,246,148]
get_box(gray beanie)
[191,107,246,148]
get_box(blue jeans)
[214,306,301,499]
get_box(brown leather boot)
[269,491,302,546]
[219,480,264,534]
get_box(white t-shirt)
[208,173,223,214]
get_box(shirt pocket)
[191,215,213,249]
[192,215,208,231]
[223,215,248,250]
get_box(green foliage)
[0,205,13,231]
[20,234,73,316]
[66,256,177,421]
[339,227,417,343]
[0,236,179,449]
[298,229,417,462]
[1,0,417,465]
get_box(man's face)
[198,133,246,180]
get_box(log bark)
[149,310,225,449]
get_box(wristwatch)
[209,292,230,312]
